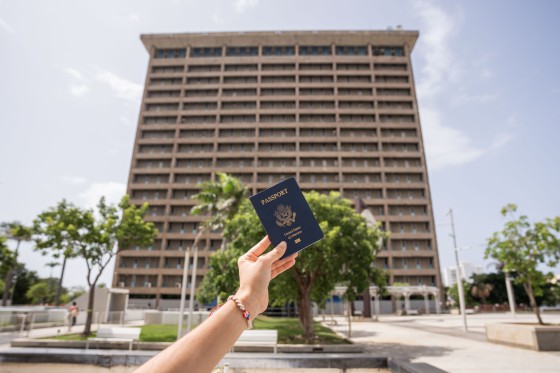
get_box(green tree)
[447,281,477,308]
[470,276,493,304]
[0,236,16,277]
[33,201,84,306]
[198,191,386,342]
[32,196,157,336]
[79,196,157,336]
[485,204,560,324]
[26,281,49,304]
[11,265,40,305]
[1,222,32,306]
[179,173,248,334]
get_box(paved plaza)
[324,312,560,373]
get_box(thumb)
[261,241,287,264]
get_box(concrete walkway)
[323,313,560,373]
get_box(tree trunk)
[82,285,96,336]
[2,269,15,306]
[524,280,543,325]
[362,288,371,318]
[55,255,68,306]
[297,285,314,342]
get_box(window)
[372,46,405,57]
[263,46,295,56]
[299,46,331,56]
[190,47,222,58]
[226,46,258,57]
[335,46,368,56]
[155,49,186,59]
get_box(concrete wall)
[143,310,209,326]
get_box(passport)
[249,177,324,259]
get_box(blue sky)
[1,0,559,289]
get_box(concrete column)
[435,293,441,314]
[424,293,430,315]
[373,295,381,317]
[404,294,411,312]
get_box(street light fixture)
[447,209,468,332]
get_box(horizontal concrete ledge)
[11,338,363,353]
[0,348,448,372]
[486,323,560,351]
[388,358,448,373]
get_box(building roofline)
[140,29,419,53]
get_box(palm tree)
[1,222,32,306]
[471,282,493,304]
[177,173,248,337]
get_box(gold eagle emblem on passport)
[274,204,296,227]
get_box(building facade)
[443,262,484,287]
[113,31,442,308]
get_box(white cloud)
[64,67,90,97]
[421,108,485,171]
[64,68,84,80]
[96,70,142,103]
[129,14,141,22]
[0,18,15,34]
[490,132,514,151]
[452,92,499,106]
[414,0,462,99]
[62,176,88,184]
[70,84,90,97]
[234,0,259,13]
[79,182,126,209]
[413,1,513,171]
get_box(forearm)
[135,300,249,373]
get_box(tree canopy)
[198,191,386,341]
[485,204,560,324]
[32,195,157,335]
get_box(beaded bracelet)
[208,295,253,329]
[227,295,253,329]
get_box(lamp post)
[176,246,191,340]
[505,271,516,319]
[447,209,468,332]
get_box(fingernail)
[279,241,287,249]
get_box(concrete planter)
[486,323,560,351]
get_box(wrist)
[234,289,259,320]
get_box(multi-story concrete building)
[113,30,442,309]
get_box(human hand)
[235,236,298,318]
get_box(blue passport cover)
[249,177,324,259]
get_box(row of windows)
[152,63,408,73]
[138,142,419,154]
[132,187,426,201]
[147,87,411,98]
[391,276,436,287]
[135,144,421,158]
[136,155,421,169]
[143,113,415,124]
[155,46,405,59]
[146,100,413,111]
[149,75,409,85]
[139,128,418,140]
[143,203,427,219]
[133,171,423,184]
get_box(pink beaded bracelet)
[227,295,253,329]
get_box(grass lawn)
[253,316,349,344]
[46,317,347,345]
